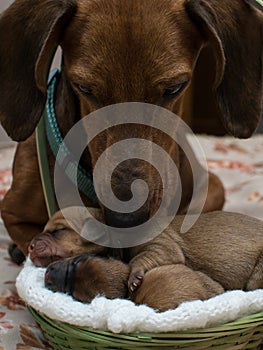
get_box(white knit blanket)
[16,258,263,334]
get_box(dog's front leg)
[1,136,49,262]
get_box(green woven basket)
[28,306,263,350]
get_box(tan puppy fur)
[45,256,223,311]
[31,208,263,293]
[130,212,263,291]
[29,207,107,267]
[132,264,224,311]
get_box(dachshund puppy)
[129,211,263,292]
[45,255,223,311]
[1,0,262,263]
[30,208,263,293]
[29,206,184,289]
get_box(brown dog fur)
[45,255,130,303]
[132,264,224,311]
[45,255,223,311]
[1,0,262,258]
[30,208,263,292]
[130,212,263,291]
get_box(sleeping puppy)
[129,211,263,292]
[29,206,184,284]
[29,207,263,292]
[44,255,223,311]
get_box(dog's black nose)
[104,208,149,228]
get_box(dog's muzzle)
[104,208,149,228]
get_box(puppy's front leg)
[128,230,185,292]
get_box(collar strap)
[45,70,98,204]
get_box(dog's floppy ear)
[186,0,263,138]
[0,0,77,141]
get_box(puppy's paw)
[128,271,144,293]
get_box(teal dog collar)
[45,70,98,204]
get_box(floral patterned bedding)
[0,135,263,350]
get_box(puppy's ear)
[0,0,77,141]
[186,0,263,138]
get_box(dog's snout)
[45,261,68,293]
[104,208,149,228]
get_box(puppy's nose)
[28,242,35,253]
[28,240,38,261]
[45,261,68,293]
[104,208,149,228]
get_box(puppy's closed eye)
[49,228,66,238]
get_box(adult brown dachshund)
[45,256,224,311]
[0,0,262,262]
[29,208,263,292]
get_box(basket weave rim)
[28,306,263,339]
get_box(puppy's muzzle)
[45,255,90,294]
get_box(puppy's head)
[29,207,107,267]
[45,255,129,302]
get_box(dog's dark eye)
[77,84,93,96]
[164,82,188,98]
